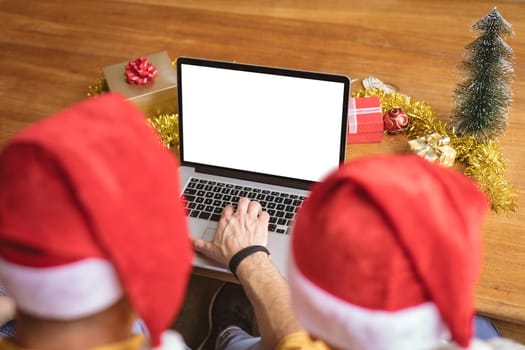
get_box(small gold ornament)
[408,133,457,167]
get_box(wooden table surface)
[1,0,524,342]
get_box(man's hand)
[192,197,270,266]
[193,197,303,349]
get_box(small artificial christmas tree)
[450,8,514,141]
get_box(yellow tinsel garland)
[353,88,517,212]
[88,78,517,212]
[86,76,180,152]
[87,77,108,97]
[146,113,179,151]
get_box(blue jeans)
[216,327,261,350]
[474,315,502,340]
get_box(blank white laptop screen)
[179,61,347,183]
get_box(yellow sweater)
[0,334,146,350]
[276,331,331,350]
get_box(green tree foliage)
[450,8,514,141]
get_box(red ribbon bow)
[125,57,158,85]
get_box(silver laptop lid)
[177,57,350,190]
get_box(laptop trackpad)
[203,226,216,241]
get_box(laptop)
[177,57,350,277]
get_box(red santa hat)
[0,93,193,347]
[288,155,489,350]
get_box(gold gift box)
[408,133,457,167]
[103,51,177,116]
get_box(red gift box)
[347,96,384,144]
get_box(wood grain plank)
[1,0,524,342]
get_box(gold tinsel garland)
[353,88,517,212]
[87,77,109,97]
[146,113,179,151]
[88,79,517,212]
[86,76,180,151]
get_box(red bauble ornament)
[383,108,409,134]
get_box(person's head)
[289,155,489,350]
[0,94,193,347]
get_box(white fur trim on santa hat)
[0,257,122,320]
[435,338,525,350]
[288,259,451,350]
[154,330,188,350]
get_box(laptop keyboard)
[181,177,306,234]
